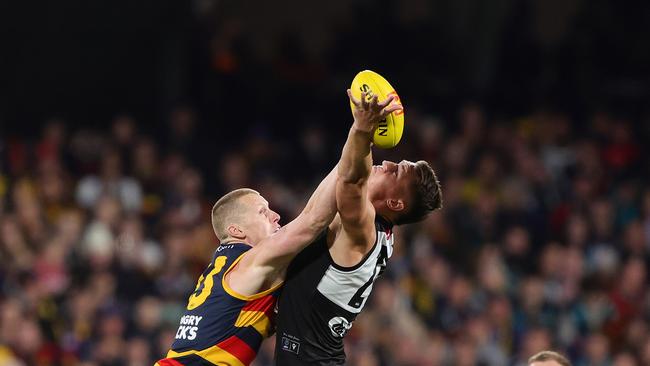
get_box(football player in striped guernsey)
[274,91,442,365]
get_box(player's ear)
[227,224,246,239]
[386,198,404,212]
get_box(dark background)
[3,0,649,136]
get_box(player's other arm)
[243,167,338,277]
[333,91,401,263]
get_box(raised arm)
[251,166,338,268]
[228,166,338,294]
[334,91,401,249]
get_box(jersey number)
[187,256,227,310]
[348,245,388,309]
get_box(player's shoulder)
[210,242,252,268]
[329,213,379,267]
[214,242,251,255]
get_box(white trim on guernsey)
[316,231,394,314]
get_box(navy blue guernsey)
[157,243,281,366]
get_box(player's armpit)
[329,207,376,267]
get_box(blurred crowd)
[1,102,649,366]
[2,0,650,364]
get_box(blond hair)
[528,351,571,366]
[211,188,259,241]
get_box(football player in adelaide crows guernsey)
[274,90,443,365]
[155,175,339,365]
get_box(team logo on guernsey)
[328,316,353,338]
[280,336,300,354]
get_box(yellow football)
[350,70,404,149]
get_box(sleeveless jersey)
[274,217,394,365]
[156,243,281,366]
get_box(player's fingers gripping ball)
[350,70,404,148]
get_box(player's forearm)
[252,169,337,270]
[302,167,338,228]
[338,126,373,184]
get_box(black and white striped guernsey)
[274,217,394,365]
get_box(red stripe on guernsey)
[216,336,257,366]
[241,294,276,318]
[157,359,185,366]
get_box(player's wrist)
[350,122,375,136]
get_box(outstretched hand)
[347,89,402,134]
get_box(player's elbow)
[293,210,332,240]
[306,209,335,232]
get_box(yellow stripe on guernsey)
[234,309,272,338]
[221,253,283,301]
[166,346,245,366]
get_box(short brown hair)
[211,188,259,241]
[528,351,571,366]
[394,160,443,225]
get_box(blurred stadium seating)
[1,1,649,365]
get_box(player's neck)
[372,201,396,225]
[377,213,394,225]
[219,237,253,247]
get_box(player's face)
[241,194,281,245]
[368,160,418,208]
